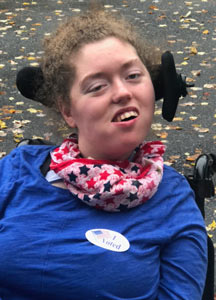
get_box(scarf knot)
[50,137,165,212]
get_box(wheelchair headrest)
[16,51,193,122]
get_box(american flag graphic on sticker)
[92,229,111,239]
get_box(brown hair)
[37,7,161,108]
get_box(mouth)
[112,109,139,123]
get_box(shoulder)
[0,145,57,181]
[152,164,197,215]
[160,164,193,194]
[155,164,205,226]
[4,144,57,161]
[162,164,186,183]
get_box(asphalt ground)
[0,0,216,291]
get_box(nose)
[111,79,132,103]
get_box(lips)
[112,108,139,123]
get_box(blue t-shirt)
[0,145,207,300]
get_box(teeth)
[116,111,138,122]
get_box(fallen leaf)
[180,101,195,106]
[194,127,209,133]
[0,130,7,137]
[172,117,183,121]
[0,152,6,158]
[186,153,200,161]
[27,56,36,60]
[149,5,159,10]
[154,109,162,115]
[189,116,198,120]
[206,220,216,231]
[202,29,209,34]
[160,132,168,139]
[190,87,203,91]
[190,46,198,54]
[204,83,216,89]
[165,125,182,130]
[0,120,7,129]
[27,108,38,113]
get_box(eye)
[127,73,141,80]
[88,84,104,93]
[86,81,108,94]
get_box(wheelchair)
[16,51,215,300]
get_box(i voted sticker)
[85,229,130,252]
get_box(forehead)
[72,37,141,74]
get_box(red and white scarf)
[50,137,165,212]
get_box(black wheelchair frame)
[186,153,216,300]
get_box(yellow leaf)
[32,23,42,26]
[30,62,39,67]
[189,116,197,120]
[149,5,159,10]
[186,154,200,161]
[154,110,162,115]
[32,135,43,140]
[27,56,36,61]
[0,120,7,129]
[190,46,198,55]
[160,132,168,139]
[27,108,38,113]
[181,61,188,65]
[202,30,209,35]
[206,220,216,231]
[14,133,24,139]
[173,117,183,121]
[14,138,21,143]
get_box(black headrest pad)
[16,66,43,100]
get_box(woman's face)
[62,37,155,161]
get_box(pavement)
[0,0,216,290]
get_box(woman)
[0,7,207,300]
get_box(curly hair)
[37,7,161,108]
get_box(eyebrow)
[80,58,143,90]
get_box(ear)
[58,99,77,129]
